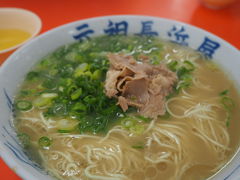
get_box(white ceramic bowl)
[0,8,42,63]
[0,15,239,180]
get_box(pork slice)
[105,53,178,119]
[122,78,149,105]
[148,64,177,96]
[107,53,137,70]
[118,96,143,112]
[117,78,150,112]
[104,69,122,97]
[139,95,166,119]
[118,96,129,112]
[149,74,176,96]
[105,54,149,98]
[138,54,151,63]
[108,53,152,76]
[117,76,133,92]
[159,64,177,80]
[119,67,135,77]
[116,73,147,92]
[148,75,165,95]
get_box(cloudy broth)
[14,35,240,180]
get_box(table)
[0,0,239,179]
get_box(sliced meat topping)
[122,78,150,105]
[104,53,177,119]
[105,69,122,97]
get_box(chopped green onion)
[17,133,30,148]
[59,78,72,86]
[59,86,64,92]
[167,61,178,71]
[38,136,52,149]
[40,58,52,67]
[121,116,136,128]
[49,69,58,76]
[226,121,230,127]
[26,71,40,81]
[129,124,145,135]
[71,88,82,100]
[150,57,160,65]
[33,96,53,108]
[122,119,135,128]
[177,67,190,78]
[16,100,33,111]
[65,52,78,61]
[183,60,195,71]
[84,71,92,77]
[57,119,78,132]
[121,116,145,135]
[67,84,78,95]
[59,64,74,77]
[83,95,96,104]
[181,73,192,81]
[132,142,145,149]
[221,96,235,111]
[74,63,89,77]
[226,112,231,127]
[58,129,73,133]
[72,102,87,112]
[219,90,234,127]
[136,115,151,122]
[52,103,67,115]
[176,80,191,91]
[219,90,229,96]
[41,93,58,98]
[78,63,89,71]
[132,145,144,149]
[19,89,37,97]
[92,70,102,80]
[42,79,57,89]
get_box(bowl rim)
[0,7,42,54]
[0,14,240,180]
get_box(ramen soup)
[14,35,240,180]
[0,29,31,51]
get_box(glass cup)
[0,8,42,65]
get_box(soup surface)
[0,29,31,51]
[14,35,240,180]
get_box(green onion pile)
[15,35,164,135]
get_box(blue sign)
[73,24,94,41]
[198,37,220,58]
[104,20,128,35]
[136,21,158,36]
[167,25,189,46]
